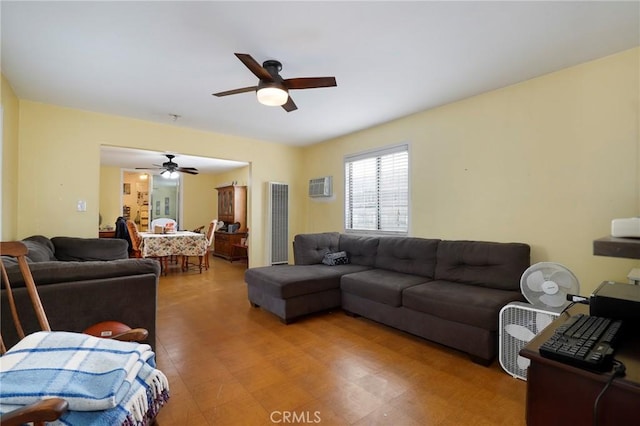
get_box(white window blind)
[345,144,409,234]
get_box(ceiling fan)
[136,154,199,178]
[212,53,337,112]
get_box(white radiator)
[266,182,289,265]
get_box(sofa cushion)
[22,236,57,262]
[338,234,379,267]
[374,237,440,277]
[245,264,371,299]
[293,232,340,265]
[434,240,530,291]
[341,269,430,307]
[402,280,525,330]
[52,237,129,261]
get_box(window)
[345,144,409,234]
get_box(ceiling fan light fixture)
[256,83,288,106]
[161,170,179,179]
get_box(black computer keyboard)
[539,313,623,372]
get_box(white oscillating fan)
[499,262,580,380]
[521,262,580,309]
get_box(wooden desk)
[520,304,640,426]
[98,230,115,238]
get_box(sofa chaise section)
[245,232,377,323]
[246,264,368,324]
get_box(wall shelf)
[593,236,640,259]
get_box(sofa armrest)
[51,237,128,261]
[1,272,159,351]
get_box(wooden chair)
[150,218,176,231]
[126,219,143,258]
[127,219,170,273]
[182,219,217,272]
[0,241,165,425]
[204,219,217,270]
[231,229,249,264]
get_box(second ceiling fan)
[136,154,198,179]
[213,53,337,112]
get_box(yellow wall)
[15,102,302,265]
[300,48,640,295]
[99,166,122,228]
[1,75,20,240]
[179,172,218,231]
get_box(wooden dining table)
[139,231,208,273]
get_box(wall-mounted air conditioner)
[309,176,332,197]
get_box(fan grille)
[499,302,559,380]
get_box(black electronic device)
[590,281,640,323]
[539,313,623,372]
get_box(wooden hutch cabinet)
[213,185,248,261]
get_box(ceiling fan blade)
[213,86,257,97]
[282,96,298,112]
[283,77,337,90]
[135,167,161,170]
[177,167,199,175]
[235,53,272,81]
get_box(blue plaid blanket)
[0,331,169,425]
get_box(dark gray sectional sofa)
[1,235,161,351]
[245,232,530,364]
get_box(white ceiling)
[2,1,639,153]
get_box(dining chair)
[181,219,217,272]
[128,220,169,273]
[149,219,178,264]
[204,219,218,270]
[150,218,177,230]
[0,241,168,425]
[125,220,143,258]
[231,228,249,264]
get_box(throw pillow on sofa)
[322,251,349,266]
